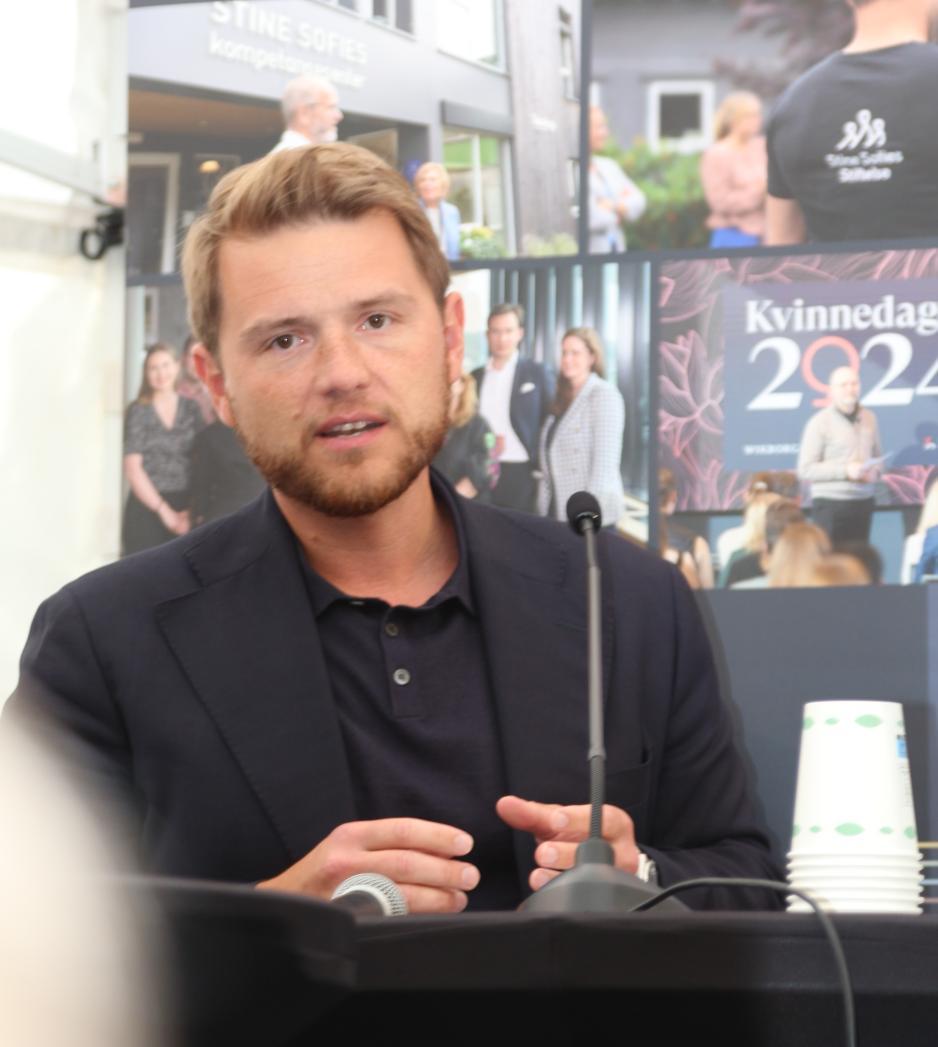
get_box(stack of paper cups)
[787,700,923,914]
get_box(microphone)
[330,873,408,917]
[566,490,602,534]
[519,493,687,913]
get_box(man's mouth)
[317,417,386,440]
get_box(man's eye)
[363,313,390,330]
[270,334,299,350]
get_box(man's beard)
[232,374,451,518]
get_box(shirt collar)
[293,469,475,618]
[486,349,519,374]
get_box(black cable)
[631,877,856,1047]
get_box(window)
[559,6,577,101]
[443,128,513,253]
[319,0,413,33]
[369,0,413,32]
[436,0,503,69]
[646,80,715,153]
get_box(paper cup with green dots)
[789,701,920,858]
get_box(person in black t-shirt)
[766,0,938,244]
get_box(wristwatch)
[636,850,658,884]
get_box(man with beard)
[270,74,343,153]
[7,144,780,913]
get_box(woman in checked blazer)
[537,327,626,526]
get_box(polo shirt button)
[385,621,399,637]
[392,668,411,686]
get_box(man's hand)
[846,461,875,483]
[496,795,639,891]
[256,818,479,913]
[454,477,479,499]
[158,502,190,536]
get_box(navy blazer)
[472,357,554,464]
[8,484,780,908]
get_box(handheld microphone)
[520,492,687,913]
[330,873,408,917]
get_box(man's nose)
[310,328,371,396]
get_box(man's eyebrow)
[238,315,315,343]
[352,291,418,313]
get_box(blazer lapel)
[156,493,355,864]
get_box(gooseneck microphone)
[520,492,687,913]
[330,873,409,917]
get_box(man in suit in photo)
[7,143,779,913]
[472,304,554,515]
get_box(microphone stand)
[520,503,687,913]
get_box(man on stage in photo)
[766,0,938,244]
[472,304,553,515]
[798,366,882,545]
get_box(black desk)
[140,880,937,1046]
[318,912,938,1046]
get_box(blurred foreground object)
[0,728,165,1047]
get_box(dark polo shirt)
[295,476,521,911]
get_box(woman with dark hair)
[122,342,204,555]
[537,327,625,525]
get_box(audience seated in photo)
[835,540,883,586]
[801,554,872,589]
[766,522,831,588]
[720,491,780,587]
[717,470,801,570]
[659,519,701,590]
[913,473,938,582]
[730,498,805,590]
[658,468,714,588]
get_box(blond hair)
[767,523,831,588]
[802,554,871,588]
[713,91,762,140]
[414,161,451,194]
[181,143,450,355]
[741,491,781,553]
[451,372,479,428]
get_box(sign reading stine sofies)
[721,279,938,471]
[208,0,368,85]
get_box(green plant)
[459,225,507,259]
[599,139,710,251]
[521,232,579,257]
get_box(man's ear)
[442,291,465,384]
[191,342,234,427]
